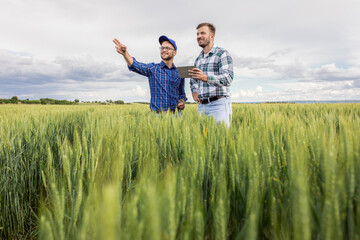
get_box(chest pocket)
[169,73,181,88]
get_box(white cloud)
[1,0,360,102]
[0,50,139,83]
[0,50,150,101]
[61,83,150,102]
[310,63,360,81]
[231,80,360,102]
[232,86,263,99]
[234,51,360,83]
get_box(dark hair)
[196,23,216,34]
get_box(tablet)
[177,66,195,78]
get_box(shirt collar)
[160,60,175,69]
[202,44,217,58]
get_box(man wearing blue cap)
[113,36,187,113]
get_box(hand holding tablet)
[176,66,195,78]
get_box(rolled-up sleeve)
[128,58,154,77]
[190,78,200,93]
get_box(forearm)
[207,73,233,87]
[123,51,133,66]
[190,78,200,93]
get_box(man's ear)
[211,33,215,40]
[173,50,177,56]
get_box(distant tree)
[11,96,18,103]
[74,99,80,104]
[1,99,11,104]
[29,100,41,104]
[40,98,47,105]
[114,100,125,104]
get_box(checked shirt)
[128,58,187,111]
[190,45,233,99]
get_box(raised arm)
[113,38,133,66]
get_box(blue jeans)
[198,97,232,127]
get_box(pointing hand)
[113,38,127,55]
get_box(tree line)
[0,96,125,105]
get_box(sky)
[1,0,360,103]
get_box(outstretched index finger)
[113,38,121,46]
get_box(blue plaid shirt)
[128,58,187,111]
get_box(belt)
[199,96,225,104]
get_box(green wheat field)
[1,103,360,240]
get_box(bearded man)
[113,35,187,112]
[189,23,234,127]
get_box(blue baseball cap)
[159,35,177,50]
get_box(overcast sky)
[1,0,360,102]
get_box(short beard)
[161,56,173,61]
[198,40,210,48]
